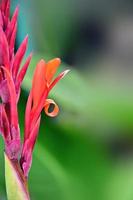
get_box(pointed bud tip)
[25,35,29,41]
[14,6,19,17]
[29,52,33,59]
[14,5,19,14]
[38,59,46,65]
[62,69,70,77]
[16,5,19,11]
[21,35,28,45]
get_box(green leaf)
[4,153,30,200]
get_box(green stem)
[4,153,30,200]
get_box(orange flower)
[21,58,69,176]
[32,58,69,116]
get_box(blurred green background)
[1,0,133,199]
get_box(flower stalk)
[5,153,30,200]
[0,0,69,199]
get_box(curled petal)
[44,99,59,117]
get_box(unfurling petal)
[44,99,59,117]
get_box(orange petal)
[44,99,59,117]
[45,58,61,85]
[32,59,46,109]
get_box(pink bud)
[13,36,28,79]
[6,6,19,41]
[16,53,32,92]
[0,28,9,68]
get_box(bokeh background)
[1,0,133,199]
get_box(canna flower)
[21,58,69,177]
[0,0,69,198]
[0,0,32,160]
